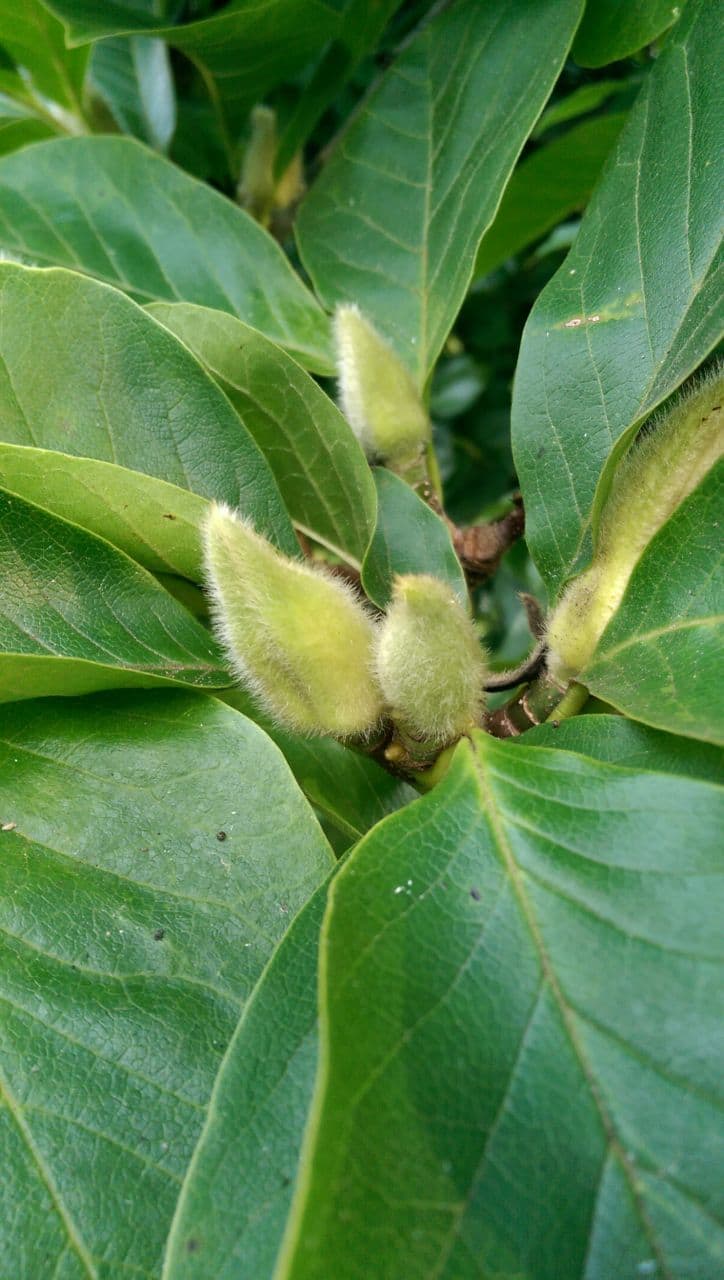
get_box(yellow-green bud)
[203,504,383,737]
[334,304,430,466]
[238,105,277,225]
[375,575,487,747]
[548,366,724,682]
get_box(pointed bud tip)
[333,304,430,463]
[376,573,486,746]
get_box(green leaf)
[295,0,584,383]
[512,1,723,592]
[0,94,58,157]
[0,0,88,120]
[221,689,418,844]
[521,713,724,783]
[581,465,724,744]
[361,468,467,609]
[0,489,232,701]
[532,79,632,139]
[43,0,367,144]
[149,302,375,564]
[162,876,331,1280]
[0,689,333,1278]
[278,732,724,1280]
[0,443,208,578]
[0,264,298,558]
[0,137,333,372]
[88,36,176,151]
[573,0,687,67]
[474,113,627,280]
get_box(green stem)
[424,440,444,506]
[545,680,588,724]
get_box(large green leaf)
[220,688,417,844]
[88,35,176,151]
[523,713,724,783]
[573,0,687,67]
[0,0,88,120]
[278,732,724,1279]
[0,264,298,557]
[581,465,724,744]
[0,138,333,372]
[512,0,723,592]
[0,490,232,701]
[149,302,375,564]
[295,0,583,383]
[0,690,333,1278]
[361,468,467,609]
[0,444,208,578]
[474,113,627,279]
[162,876,332,1280]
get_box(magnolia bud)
[334,304,430,466]
[238,105,277,224]
[375,575,487,748]
[548,366,723,682]
[203,504,383,737]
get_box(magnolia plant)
[0,3,722,1280]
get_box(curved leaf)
[0,490,230,701]
[0,690,333,1278]
[0,443,208,578]
[522,713,724,783]
[582,465,724,744]
[89,35,176,151]
[512,0,723,591]
[163,877,332,1280]
[278,733,724,1280]
[573,0,687,67]
[149,302,375,564]
[296,0,583,382]
[0,137,333,372]
[0,264,298,557]
[361,468,467,609]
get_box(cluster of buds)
[204,506,487,756]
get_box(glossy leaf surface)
[0,264,298,557]
[296,0,583,382]
[361,469,467,609]
[89,35,176,151]
[0,444,207,579]
[582,465,724,744]
[163,878,332,1280]
[0,491,230,701]
[279,732,724,1280]
[512,1,723,590]
[523,712,724,783]
[149,302,375,563]
[0,138,333,371]
[0,690,333,1278]
[573,0,686,67]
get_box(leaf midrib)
[470,739,672,1280]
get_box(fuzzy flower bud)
[334,304,430,466]
[548,366,724,682]
[203,504,383,737]
[375,574,487,748]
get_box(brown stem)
[450,498,525,582]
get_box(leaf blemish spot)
[470,887,481,901]
[153,928,165,941]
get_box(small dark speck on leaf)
[153,928,165,941]
[550,720,560,729]
[162,512,177,520]
[186,1238,200,1254]
[281,1174,291,1187]
[470,887,481,902]
[216,830,227,841]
